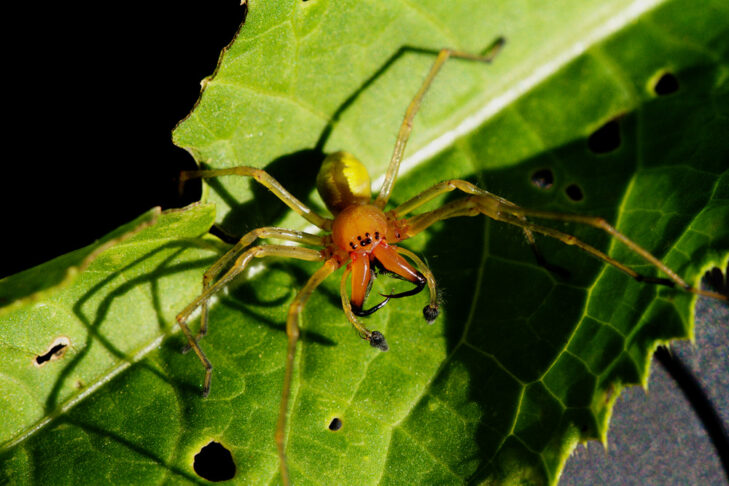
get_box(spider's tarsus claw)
[369,331,389,352]
[423,305,439,324]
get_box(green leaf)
[2,0,728,485]
[0,204,219,445]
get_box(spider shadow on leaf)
[222,260,338,348]
[198,149,327,236]
[43,240,221,415]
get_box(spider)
[174,37,727,485]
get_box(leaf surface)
[2,0,728,485]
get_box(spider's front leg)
[374,37,505,209]
[394,246,441,322]
[339,266,389,351]
[180,165,333,231]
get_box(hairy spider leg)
[275,257,340,486]
[374,37,505,209]
[392,178,567,277]
[180,166,334,231]
[176,245,326,397]
[399,189,728,302]
[181,227,326,352]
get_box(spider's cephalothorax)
[175,38,726,486]
[319,151,427,318]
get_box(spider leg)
[392,179,568,277]
[276,257,340,486]
[339,266,390,351]
[392,178,510,218]
[374,37,505,209]
[497,205,728,301]
[183,227,326,352]
[401,192,728,302]
[176,245,326,397]
[180,166,333,231]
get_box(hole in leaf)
[530,168,554,189]
[193,441,236,482]
[328,417,343,431]
[565,184,584,202]
[653,72,679,96]
[34,336,70,367]
[587,119,621,154]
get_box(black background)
[1,1,244,278]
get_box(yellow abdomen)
[316,151,372,215]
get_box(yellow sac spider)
[174,37,727,485]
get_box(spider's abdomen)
[332,204,388,253]
[317,151,372,215]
